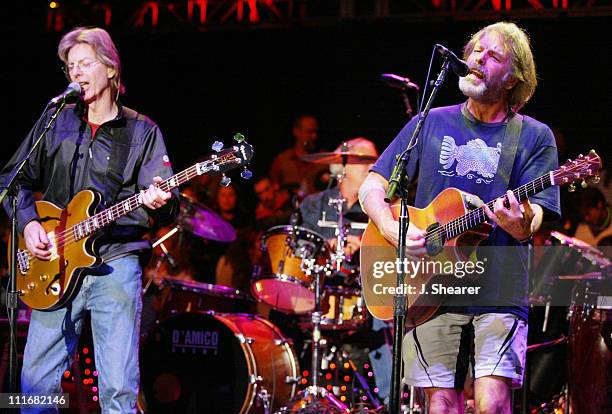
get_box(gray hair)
[464,21,537,111]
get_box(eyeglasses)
[62,59,100,76]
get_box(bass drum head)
[140,312,249,413]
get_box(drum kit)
[139,148,382,414]
[527,231,611,414]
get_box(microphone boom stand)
[0,100,67,392]
[384,59,451,414]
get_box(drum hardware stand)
[142,225,181,294]
[284,259,350,413]
[328,196,348,271]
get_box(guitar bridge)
[17,250,30,274]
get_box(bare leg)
[474,375,511,414]
[424,387,464,414]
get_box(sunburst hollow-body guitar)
[10,138,253,311]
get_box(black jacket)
[0,103,179,261]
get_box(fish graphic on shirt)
[438,136,501,180]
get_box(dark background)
[1,13,609,188]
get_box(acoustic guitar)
[10,137,253,311]
[360,150,602,327]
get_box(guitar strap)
[488,111,523,201]
[103,107,142,207]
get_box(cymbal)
[550,231,611,268]
[300,151,378,165]
[178,193,236,242]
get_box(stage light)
[49,1,59,9]
[343,375,350,382]
[63,371,70,378]
[85,358,91,364]
[84,369,91,375]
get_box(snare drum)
[140,312,300,413]
[251,225,329,314]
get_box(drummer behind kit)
[250,145,385,413]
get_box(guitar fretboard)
[434,172,553,242]
[70,148,243,241]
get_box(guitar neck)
[439,172,553,241]
[71,150,240,240]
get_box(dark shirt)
[0,103,179,261]
[371,103,561,320]
[300,187,366,240]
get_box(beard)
[459,72,507,104]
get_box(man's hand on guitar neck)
[482,190,543,242]
[141,176,172,210]
[23,220,52,260]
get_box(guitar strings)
[35,153,240,254]
[24,161,580,266]
[424,173,553,243]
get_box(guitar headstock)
[551,150,602,191]
[195,134,254,182]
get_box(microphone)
[48,82,81,106]
[435,44,470,77]
[380,73,419,90]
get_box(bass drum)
[140,312,300,413]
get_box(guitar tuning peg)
[568,183,576,193]
[240,167,253,180]
[212,141,224,152]
[220,174,231,187]
[581,180,588,188]
[592,175,601,184]
[233,133,245,143]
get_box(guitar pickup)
[17,250,30,274]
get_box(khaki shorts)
[403,313,527,389]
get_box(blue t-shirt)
[371,103,561,320]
